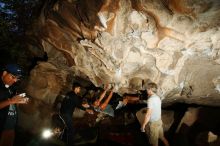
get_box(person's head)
[72,82,81,94]
[146,82,157,96]
[1,64,23,86]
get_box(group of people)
[55,81,170,146]
[53,83,115,145]
[0,63,169,146]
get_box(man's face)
[146,88,152,95]
[74,87,81,94]
[2,71,19,86]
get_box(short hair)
[146,82,157,93]
[72,82,81,89]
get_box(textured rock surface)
[176,107,199,133]
[27,0,220,106]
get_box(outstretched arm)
[124,95,140,104]
[0,99,11,109]
[93,84,109,107]
[0,95,28,109]
[79,101,94,114]
[99,89,114,110]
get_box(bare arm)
[98,89,107,102]
[126,95,140,103]
[93,85,109,107]
[0,95,28,109]
[81,102,94,114]
[141,108,152,132]
[100,89,113,110]
[0,99,11,109]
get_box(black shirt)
[0,76,17,133]
[60,91,85,115]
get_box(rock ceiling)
[26,0,220,106]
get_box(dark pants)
[61,114,75,146]
[0,130,15,146]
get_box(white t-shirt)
[147,94,161,122]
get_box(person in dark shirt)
[60,82,93,145]
[0,64,29,146]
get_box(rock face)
[173,107,220,146]
[27,0,220,106]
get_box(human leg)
[159,124,169,146]
[160,136,169,146]
[0,130,15,146]
[147,120,163,146]
[62,114,75,146]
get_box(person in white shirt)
[141,82,169,146]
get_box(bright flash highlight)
[42,129,53,139]
[115,68,122,82]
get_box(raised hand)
[104,84,109,90]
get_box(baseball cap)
[4,64,24,79]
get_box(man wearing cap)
[0,64,28,146]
